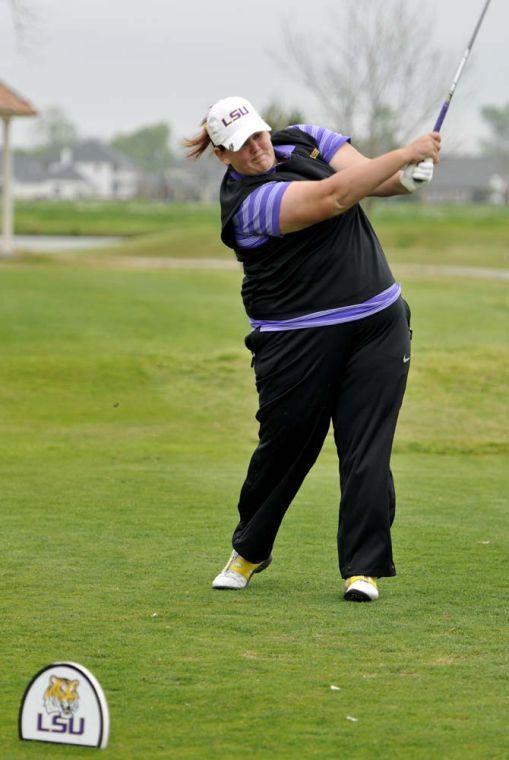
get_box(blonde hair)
[183,117,225,160]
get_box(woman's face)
[215,131,276,175]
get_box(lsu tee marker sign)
[19,662,109,749]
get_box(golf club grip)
[433,101,450,133]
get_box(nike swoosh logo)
[403,355,411,363]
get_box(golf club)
[413,0,493,183]
[433,0,493,132]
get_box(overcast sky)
[1,0,507,153]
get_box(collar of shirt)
[228,144,295,181]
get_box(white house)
[49,140,139,199]
[0,151,93,200]
[46,165,92,201]
[0,139,141,201]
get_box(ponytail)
[184,117,221,160]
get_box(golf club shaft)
[433,0,493,132]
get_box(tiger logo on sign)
[43,676,80,717]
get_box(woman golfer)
[185,97,440,601]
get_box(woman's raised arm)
[279,132,440,234]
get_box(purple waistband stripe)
[249,283,402,332]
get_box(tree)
[3,0,35,49]
[480,104,509,157]
[279,0,455,157]
[30,105,79,151]
[3,0,26,30]
[110,123,172,174]
[262,102,307,132]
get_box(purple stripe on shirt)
[234,181,290,247]
[323,134,350,162]
[258,185,271,234]
[253,186,266,233]
[321,132,336,160]
[317,128,333,154]
[265,184,280,234]
[237,233,270,248]
[249,283,402,331]
[242,191,252,234]
[274,145,296,158]
[270,185,281,236]
[265,183,287,236]
[292,124,350,162]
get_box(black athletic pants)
[231,297,411,579]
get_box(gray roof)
[71,139,136,169]
[49,165,86,181]
[32,140,136,171]
[433,155,509,189]
[0,151,47,182]
[0,150,91,184]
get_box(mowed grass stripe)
[12,201,509,270]
[0,265,507,759]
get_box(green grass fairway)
[14,201,509,270]
[0,259,507,758]
[14,201,219,237]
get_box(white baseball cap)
[206,96,271,152]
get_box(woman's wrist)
[394,147,411,167]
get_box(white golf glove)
[400,158,434,192]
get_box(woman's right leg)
[232,326,346,563]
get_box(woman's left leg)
[331,298,412,579]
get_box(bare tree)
[30,105,79,152]
[279,0,457,156]
[262,102,307,132]
[3,0,37,50]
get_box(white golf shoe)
[212,550,272,590]
[344,575,379,602]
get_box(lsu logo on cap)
[221,105,249,127]
[19,662,109,749]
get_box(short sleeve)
[232,181,291,249]
[292,124,350,163]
